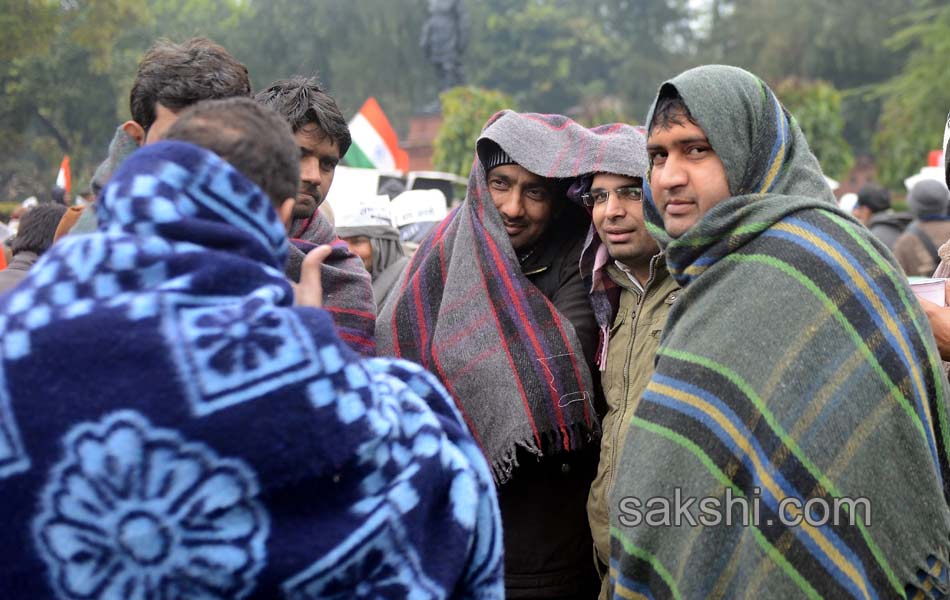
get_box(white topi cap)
[390,189,448,227]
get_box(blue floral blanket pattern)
[0,141,503,599]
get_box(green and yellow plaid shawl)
[610,65,950,599]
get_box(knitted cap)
[855,183,891,213]
[476,139,517,173]
[908,179,950,218]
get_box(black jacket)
[499,205,601,599]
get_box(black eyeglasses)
[580,185,643,208]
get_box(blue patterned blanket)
[0,141,503,599]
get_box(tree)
[232,0,430,136]
[698,0,933,155]
[773,78,853,180]
[0,0,57,63]
[432,86,514,179]
[0,0,151,201]
[594,0,694,119]
[568,93,637,129]
[872,4,950,188]
[0,0,252,201]
[465,0,620,114]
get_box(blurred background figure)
[851,183,911,249]
[391,188,448,255]
[893,179,950,276]
[838,192,858,213]
[420,0,468,101]
[0,203,66,293]
[50,186,68,206]
[0,220,12,270]
[336,194,409,307]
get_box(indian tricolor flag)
[55,155,71,193]
[344,97,409,171]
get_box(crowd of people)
[1,36,950,600]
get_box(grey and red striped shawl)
[376,110,642,482]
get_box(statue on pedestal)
[421,0,468,109]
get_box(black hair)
[11,204,67,256]
[855,183,891,214]
[129,37,251,131]
[255,76,352,155]
[648,88,698,135]
[164,97,299,207]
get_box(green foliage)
[231,0,431,135]
[465,0,621,114]
[0,0,253,202]
[772,78,853,180]
[595,0,694,118]
[0,202,21,221]
[3,0,950,203]
[700,0,931,154]
[0,0,149,201]
[569,94,637,129]
[432,86,514,179]
[0,0,58,62]
[872,5,950,189]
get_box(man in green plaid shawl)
[609,65,950,599]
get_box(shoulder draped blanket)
[610,65,950,599]
[0,141,503,599]
[286,211,376,355]
[376,111,642,482]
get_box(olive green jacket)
[587,254,679,586]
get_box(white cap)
[391,189,448,227]
[904,166,946,192]
[333,194,394,228]
[838,192,858,213]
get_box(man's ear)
[279,198,296,228]
[121,120,146,147]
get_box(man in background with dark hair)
[56,37,252,239]
[893,179,950,276]
[255,76,350,224]
[851,182,910,250]
[575,124,680,599]
[123,37,251,146]
[0,203,67,294]
[256,76,376,354]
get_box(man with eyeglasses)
[576,124,680,599]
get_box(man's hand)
[293,244,332,308]
[919,280,950,361]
